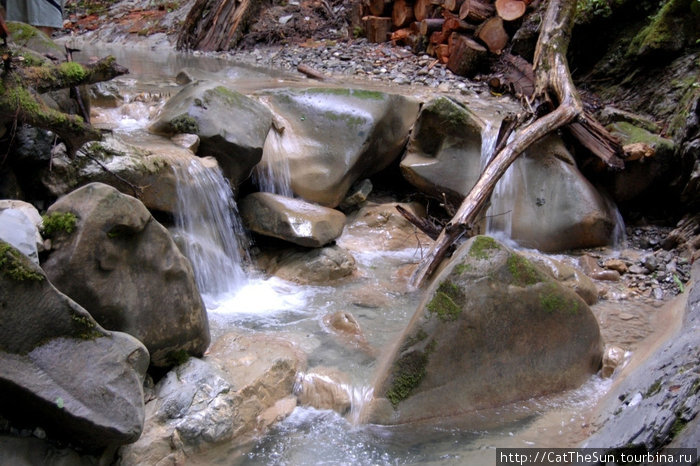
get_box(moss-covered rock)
[366,236,603,426]
[626,0,700,58]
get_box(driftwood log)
[0,55,128,155]
[410,0,596,287]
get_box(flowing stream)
[71,44,659,465]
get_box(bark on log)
[177,0,261,51]
[368,0,392,16]
[411,0,585,287]
[419,18,445,35]
[476,16,509,54]
[443,0,465,12]
[459,0,495,22]
[566,113,624,168]
[365,16,393,42]
[446,33,487,76]
[436,43,451,63]
[393,0,415,28]
[414,0,434,21]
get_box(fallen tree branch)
[0,55,128,156]
[410,0,585,287]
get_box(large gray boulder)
[41,183,209,368]
[260,87,420,207]
[240,192,346,247]
[364,236,603,425]
[119,331,305,465]
[487,135,620,252]
[150,81,272,185]
[41,134,207,216]
[400,97,486,205]
[0,200,43,264]
[0,240,148,449]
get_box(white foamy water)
[207,276,316,317]
[173,158,250,302]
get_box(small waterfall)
[483,120,516,236]
[253,126,294,196]
[479,120,500,171]
[173,158,250,300]
[347,385,374,426]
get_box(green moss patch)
[468,236,500,260]
[167,349,190,366]
[58,61,88,82]
[170,114,199,134]
[507,254,543,287]
[71,313,103,340]
[0,242,44,282]
[539,283,580,315]
[426,97,473,130]
[41,212,77,238]
[386,340,435,407]
[427,281,464,322]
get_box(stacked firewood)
[358,0,532,77]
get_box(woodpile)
[359,0,532,77]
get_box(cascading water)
[173,158,250,303]
[482,120,518,237]
[253,126,294,197]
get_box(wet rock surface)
[584,261,700,452]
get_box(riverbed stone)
[120,332,305,465]
[522,252,599,305]
[263,245,356,284]
[259,87,419,207]
[364,235,603,425]
[337,201,433,252]
[240,192,346,247]
[488,135,620,252]
[40,183,209,368]
[296,367,352,414]
[150,80,272,185]
[0,240,149,449]
[400,96,485,205]
[40,134,203,215]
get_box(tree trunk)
[447,33,487,76]
[365,16,393,42]
[177,0,261,51]
[410,0,585,287]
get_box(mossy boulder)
[41,134,208,215]
[365,236,603,425]
[149,81,272,186]
[0,240,149,449]
[400,97,485,205]
[40,183,209,368]
[607,122,677,203]
[260,87,419,207]
[6,22,64,56]
[626,0,700,59]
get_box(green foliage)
[0,242,44,282]
[170,114,199,134]
[673,274,685,293]
[575,0,613,23]
[539,283,580,315]
[41,212,77,238]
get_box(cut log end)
[495,0,527,21]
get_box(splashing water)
[480,119,500,171]
[173,158,250,302]
[253,127,294,196]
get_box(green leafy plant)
[41,212,77,238]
